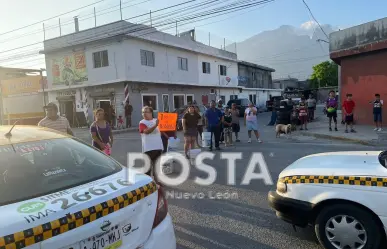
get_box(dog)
[276,124,292,138]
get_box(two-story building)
[40,20,240,126]
[219,61,281,108]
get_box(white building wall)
[198,54,238,87]
[124,39,199,85]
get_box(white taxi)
[268,151,387,249]
[0,125,176,249]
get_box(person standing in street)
[298,97,308,130]
[182,105,201,158]
[195,105,204,148]
[90,108,113,156]
[244,102,262,143]
[230,103,240,142]
[370,94,383,131]
[306,94,316,122]
[139,106,163,183]
[223,107,233,146]
[38,102,74,136]
[342,93,356,133]
[217,99,225,144]
[204,100,223,151]
[125,101,133,128]
[326,90,338,131]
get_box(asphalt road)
[76,111,381,249]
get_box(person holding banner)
[182,105,201,159]
[139,106,163,182]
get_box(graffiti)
[131,83,148,93]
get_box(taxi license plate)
[81,228,122,249]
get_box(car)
[268,150,387,249]
[0,125,176,249]
[174,105,207,130]
[226,99,250,117]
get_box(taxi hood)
[279,151,387,178]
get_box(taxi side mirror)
[378,151,387,167]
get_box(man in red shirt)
[342,93,356,133]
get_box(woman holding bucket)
[182,105,201,159]
[90,108,113,156]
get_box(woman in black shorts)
[182,105,201,159]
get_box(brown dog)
[276,124,292,138]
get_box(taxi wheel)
[315,204,382,249]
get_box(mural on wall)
[51,52,88,86]
[131,83,148,93]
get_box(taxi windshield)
[0,138,122,206]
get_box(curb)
[298,131,375,146]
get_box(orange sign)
[158,112,178,131]
[0,76,43,97]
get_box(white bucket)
[202,132,211,148]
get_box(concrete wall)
[238,64,273,88]
[340,50,387,125]
[197,54,238,87]
[330,17,387,52]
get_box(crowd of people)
[35,91,383,185]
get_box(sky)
[0,0,387,71]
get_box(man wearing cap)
[38,102,74,136]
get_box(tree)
[309,60,338,88]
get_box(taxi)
[268,151,387,249]
[0,125,176,249]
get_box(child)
[370,94,383,131]
[326,90,338,131]
[223,107,233,146]
[117,115,124,129]
[290,105,298,131]
[298,97,308,130]
[342,94,356,133]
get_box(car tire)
[315,204,382,249]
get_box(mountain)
[232,22,339,81]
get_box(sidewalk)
[296,110,385,146]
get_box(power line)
[0,0,108,37]
[301,0,328,39]
[0,0,272,62]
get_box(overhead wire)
[301,0,328,39]
[0,0,273,63]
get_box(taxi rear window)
[0,138,122,206]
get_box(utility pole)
[94,7,97,27]
[120,0,123,20]
[43,23,46,40]
[59,18,62,36]
[150,10,152,26]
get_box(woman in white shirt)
[138,106,164,181]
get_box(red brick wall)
[341,51,387,125]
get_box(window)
[202,62,211,74]
[230,95,238,100]
[140,50,155,67]
[220,95,226,104]
[186,94,194,105]
[178,57,188,71]
[249,94,257,104]
[173,94,185,109]
[0,138,121,205]
[219,65,227,76]
[93,50,109,68]
[142,94,158,111]
[162,94,169,112]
